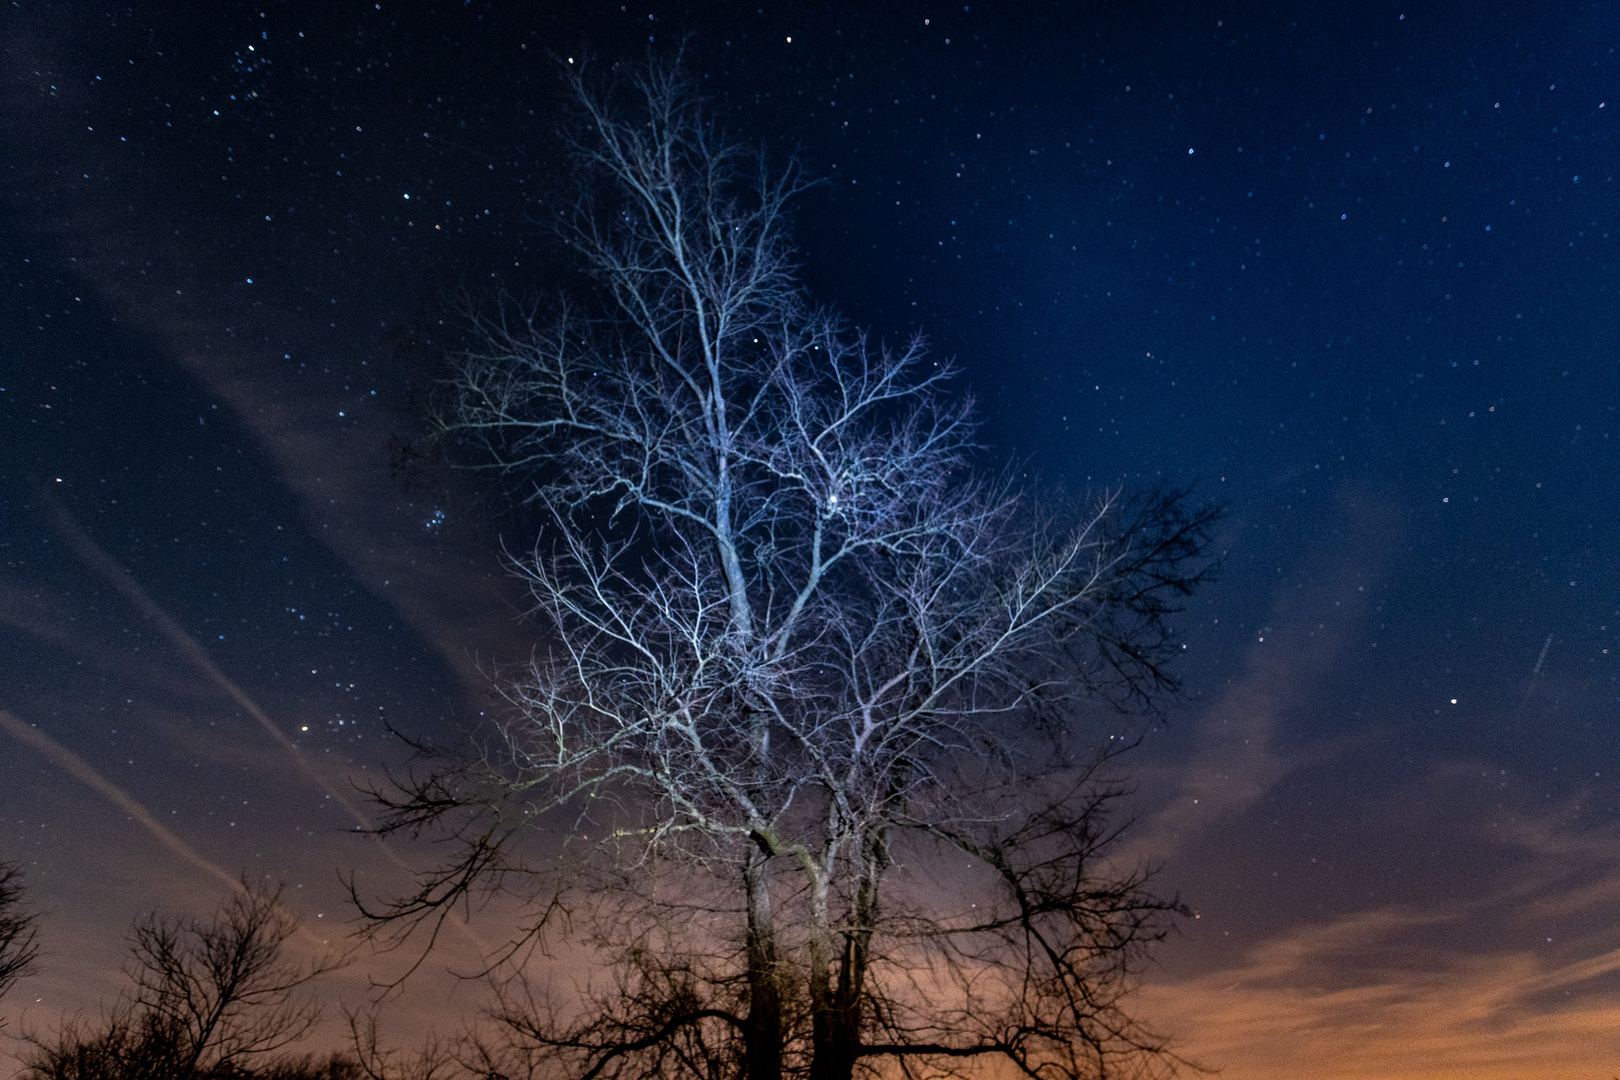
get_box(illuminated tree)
[363,57,1217,1080]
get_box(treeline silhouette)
[0,868,445,1080]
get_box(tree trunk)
[810,828,881,1080]
[806,856,835,1080]
[743,849,783,1080]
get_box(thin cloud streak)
[43,494,495,962]
[0,707,242,896]
[1143,763,1620,1079]
[0,29,525,699]
[1129,491,1398,864]
[45,492,377,829]
[0,707,355,1017]
[1143,906,1620,1080]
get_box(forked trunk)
[810,828,882,1080]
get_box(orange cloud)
[1142,903,1620,1080]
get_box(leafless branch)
[363,53,1219,1080]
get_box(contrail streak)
[44,491,371,823]
[42,492,492,960]
[1,707,340,952]
[1531,633,1553,678]
[0,707,242,895]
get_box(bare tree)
[362,57,1217,1080]
[22,880,343,1080]
[0,861,41,1027]
[342,1010,463,1080]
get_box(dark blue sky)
[2,2,1618,1075]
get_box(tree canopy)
[363,57,1218,1080]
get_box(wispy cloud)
[1128,490,1399,865]
[0,707,244,895]
[1141,763,1620,1079]
[1143,904,1620,1079]
[0,29,528,699]
[39,495,494,960]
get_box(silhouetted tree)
[341,1011,462,1080]
[361,56,1217,1080]
[22,880,344,1080]
[0,861,41,1029]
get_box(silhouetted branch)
[0,861,40,1024]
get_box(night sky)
[3,2,1619,1076]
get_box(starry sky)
[2,1,1618,1076]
